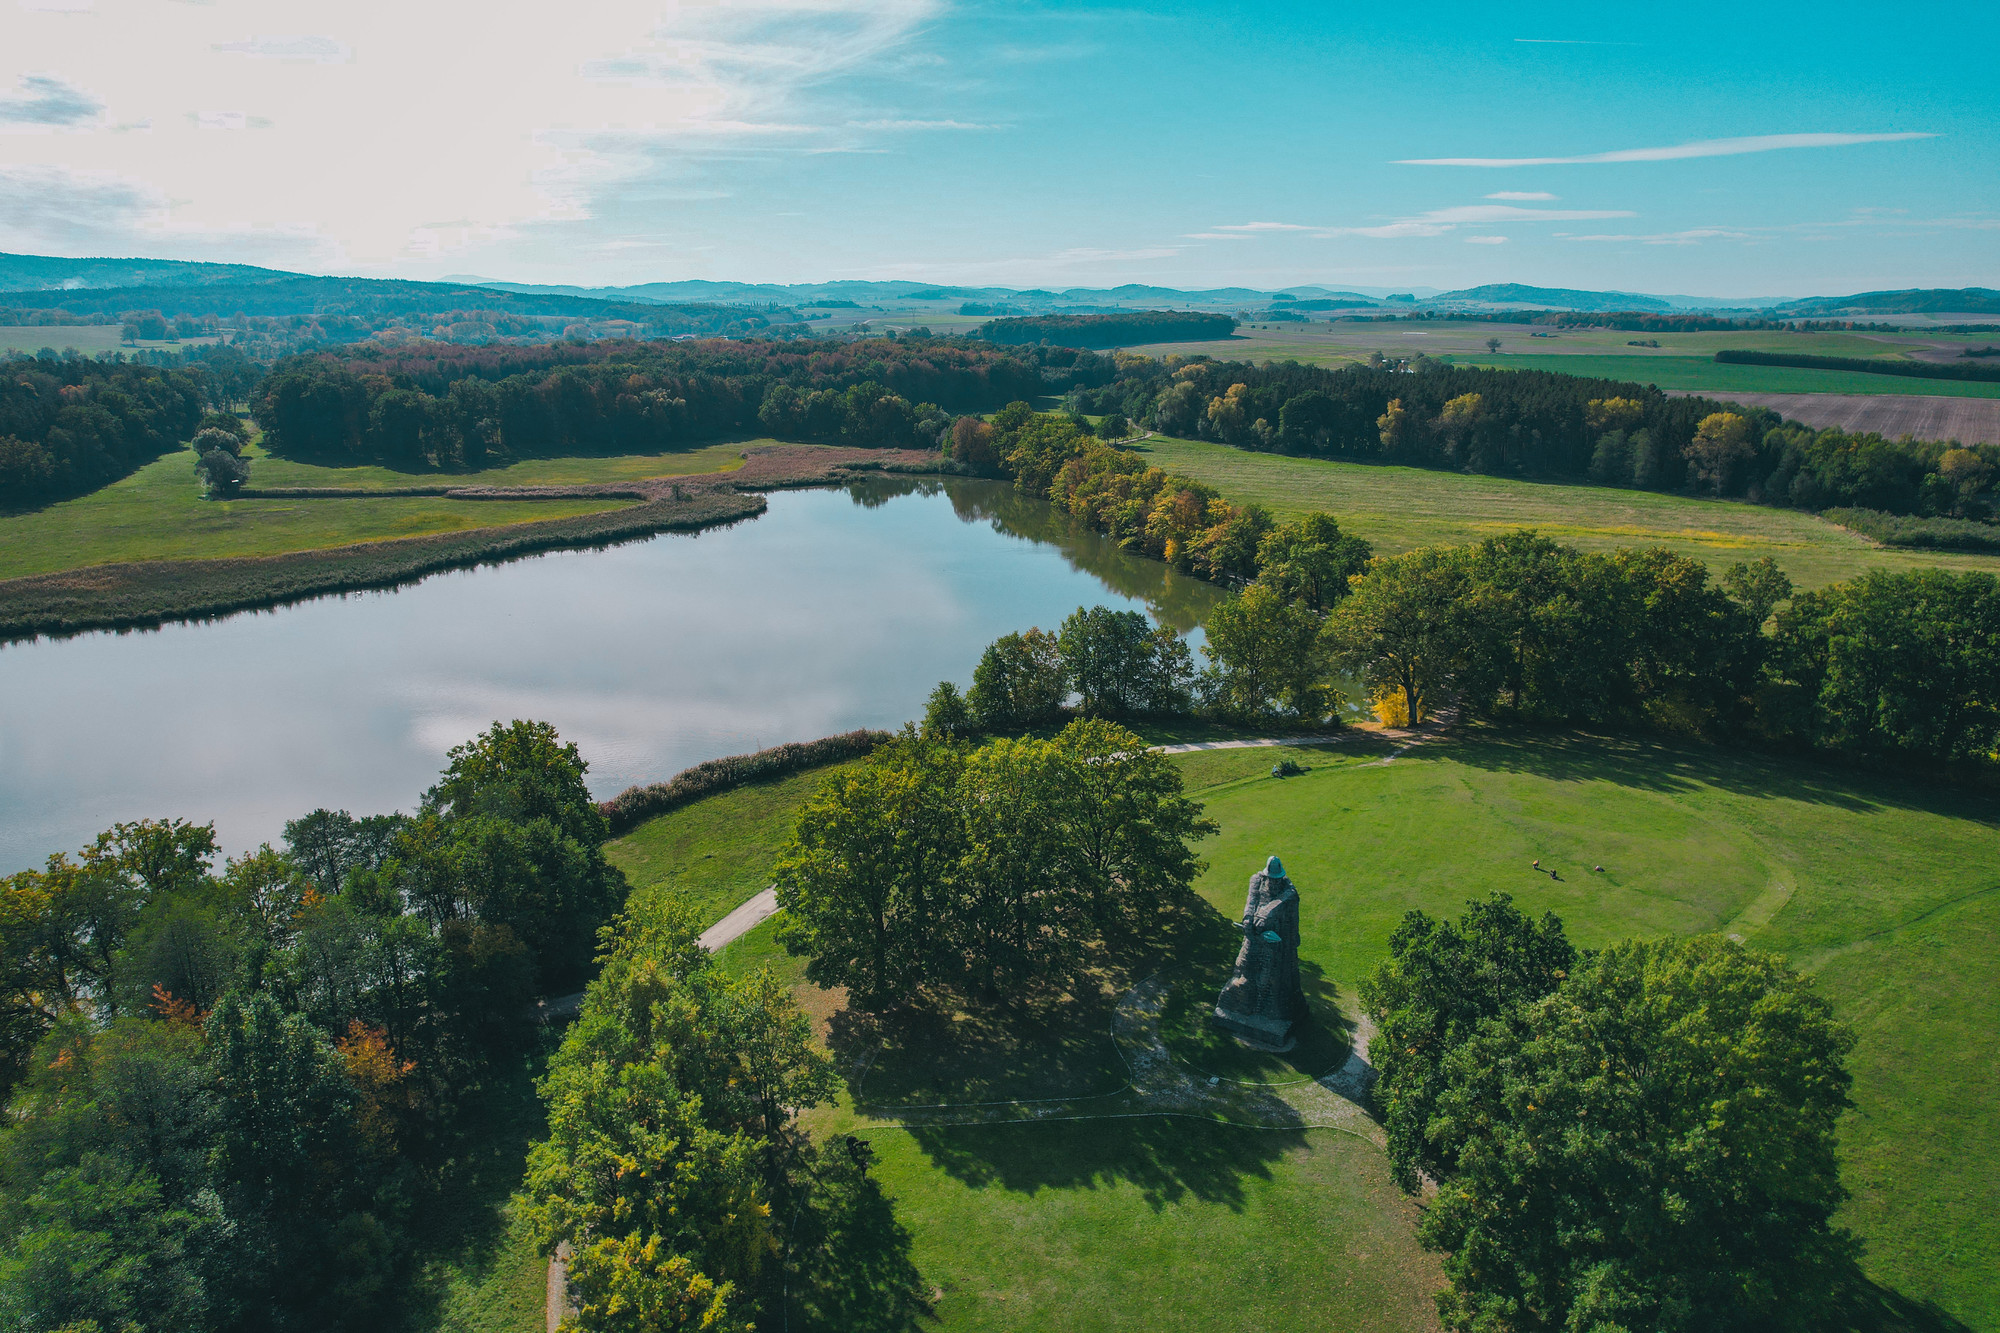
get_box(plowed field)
[1670,390,2000,444]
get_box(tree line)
[0,721,627,1330]
[251,337,1045,469]
[1059,360,1996,522]
[978,311,1237,348]
[1363,894,1858,1332]
[1716,347,2000,384]
[0,354,210,506]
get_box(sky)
[1,0,1994,297]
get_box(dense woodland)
[0,723,640,1330]
[251,338,1048,467]
[978,311,1238,347]
[1057,356,1998,520]
[0,355,210,505]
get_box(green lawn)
[1183,731,2000,1330]
[1133,434,2000,590]
[1458,354,2000,399]
[0,441,750,580]
[663,730,2000,1330]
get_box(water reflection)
[0,480,1228,871]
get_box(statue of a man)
[1213,855,1308,1051]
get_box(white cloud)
[1464,235,1508,244]
[1485,191,1556,200]
[1398,132,1933,167]
[0,73,102,127]
[0,0,942,265]
[1207,221,1313,232]
[1318,203,1635,240]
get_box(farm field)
[1117,321,2000,400]
[0,324,215,355]
[0,440,750,580]
[648,730,2000,1332]
[1667,390,2000,445]
[1132,434,2000,590]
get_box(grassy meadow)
[1117,320,2000,400]
[1131,434,2000,590]
[597,729,2000,1332]
[0,440,750,581]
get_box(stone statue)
[1213,855,1307,1051]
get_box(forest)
[0,356,211,505]
[978,311,1238,347]
[251,337,1047,468]
[1063,356,1998,520]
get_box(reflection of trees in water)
[918,477,1226,633]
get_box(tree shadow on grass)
[1437,724,2000,824]
[905,1112,1309,1214]
[772,1135,933,1333]
[829,977,1129,1109]
[1827,1274,1975,1333]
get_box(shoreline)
[0,445,950,643]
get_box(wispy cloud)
[1464,235,1509,244]
[0,73,102,127]
[1513,38,1638,45]
[1399,132,1934,167]
[1207,221,1313,232]
[845,118,1000,131]
[1562,227,1750,245]
[1192,205,1633,242]
[1486,191,1556,201]
[212,35,353,63]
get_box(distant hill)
[1768,288,2000,316]
[0,252,306,292]
[3,274,765,331]
[1430,284,1674,312]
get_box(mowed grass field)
[609,732,2000,1332]
[0,440,751,581]
[1134,434,2000,590]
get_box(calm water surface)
[0,478,1225,871]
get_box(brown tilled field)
[1672,390,2000,444]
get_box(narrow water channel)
[0,477,1227,871]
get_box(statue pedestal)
[1212,1005,1297,1053]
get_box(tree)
[1359,893,1576,1191]
[1255,512,1372,611]
[921,680,973,740]
[1047,718,1213,936]
[1323,546,1481,725]
[965,628,1065,731]
[948,415,1000,472]
[1484,337,1502,354]
[773,735,965,1004]
[1057,605,1170,716]
[1201,582,1332,720]
[1422,935,1857,1333]
[192,446,248,502]
[1723,556,1793,625]
[1686,410,1754,495]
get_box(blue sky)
[1,0,1993,295]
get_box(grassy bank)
[0,440,752,581]
[0,487,765,641]
[1459,353,2000,398]
[1133,434,2000,590]
[610,727,1999,1331]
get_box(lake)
[0,477,1227,872]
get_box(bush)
[598,730,893,834]
[1822,506,2000,552]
